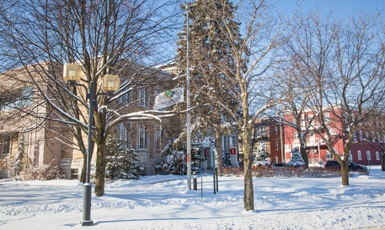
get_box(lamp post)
[63,63,120,226]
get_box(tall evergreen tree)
[176,0,241,174]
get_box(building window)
[294,132,298,141]
[302,114,309,127]
[357,150,362,160]
[118,91,131,104]
[230,135,236,147]
[117,122,131,148]
[353,131,357,142]
[20,87,34,107]
[326,150,333,159]
[154,88,162,98]
[154,125,162,150]
[0,136,10,161]
[275,141,279,150]
[376,151,380,161]
[366,151,371,161]
[137,88,148,107]
[0,136,11,154]
[359,130,363,141]
[348,150,352,161]
[324,113,330,124]
[0,87,34,111]
[117,122,126,141]
[275,125,278,135]
[257,125,266,137]
[136,124,147,150]
[71,169,79,179]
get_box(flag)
[153,87,184,110]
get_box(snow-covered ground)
[1,166,385,230]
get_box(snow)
[1,167,385,230]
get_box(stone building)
[0,61,181,179]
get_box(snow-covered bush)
[156,136,214,175]
[37,164,64,180]
[105,135,143,180]
[286,147,305,168]
[155,141,186,175]
[252,142,271,168]
[20,163,65,180]
[222,152,232,167]
[156,150,186,175]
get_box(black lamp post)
[63,63,120,226]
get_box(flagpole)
[186,3,192,190]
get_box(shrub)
[105,135,143,181]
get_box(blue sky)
[273,0,384,19]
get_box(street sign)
[230,147,237,155]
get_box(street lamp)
[102,74,120,92]
[63,63,120,226]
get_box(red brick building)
[282,108,384,166]
[253,117,284,165]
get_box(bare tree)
[327,15,385,185]
[286,12,385,185]
[176,0,286,210]
[273,53,318,169]
[209,0,286,211]
[0,0,181,195]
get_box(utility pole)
[186,3,192,189]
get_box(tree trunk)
[300,145,309,169]
[243,131,254,211]
[215,130,223,175]
[94,137,107,196]
[75,124,88,184]
[381,154,385,171]
[341,160,349,186]
[80,154,86,183]
[243,151,254,210]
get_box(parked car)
[324,160,368,173]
